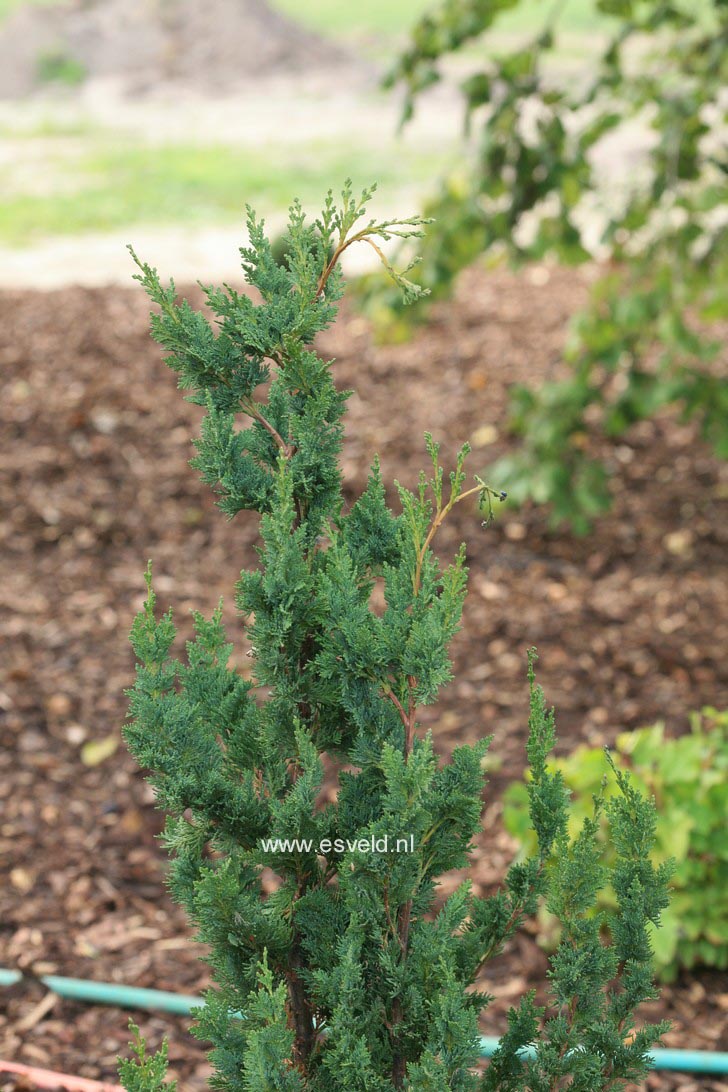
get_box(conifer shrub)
[120,184,672,1090]
[504,708,728,982]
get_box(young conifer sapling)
[121,183,671,1091]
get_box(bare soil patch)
[1,267,727,1089]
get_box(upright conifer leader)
[121,185,671,1091]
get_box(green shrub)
[119,184,670,1090]
[375,0,728,532]
[504,708,728,981]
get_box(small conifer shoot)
[121,184,672,1091]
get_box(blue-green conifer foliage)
[121,185,671,1090]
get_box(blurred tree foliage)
[377,0,728,532]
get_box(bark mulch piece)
[1,266,726,1090]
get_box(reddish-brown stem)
[413,482,483,595]
[315,241,347,298]
[388,673,418,1087]
[383,685,409,734]
[404,675,416,758]
[383,883,404,953]
[285,939,316,1072]
[314,228,390,300]
[244,400,294,458]
[397,900,412,955]
[382,676,417,758]
[390,993,406,1086]
[282,869,317,1075]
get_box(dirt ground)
[1,265,727,1090]
[0,0,357,99]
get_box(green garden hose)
[1,967,727,1074]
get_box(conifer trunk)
[286,937,316,1072]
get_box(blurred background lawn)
[0,0,624,257]
[0,0,616,43]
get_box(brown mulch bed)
[1,265,727,1090]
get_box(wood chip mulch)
[1,265,726,1090]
